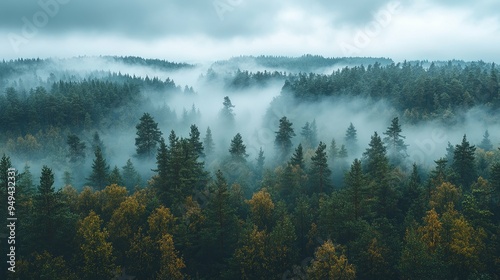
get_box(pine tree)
[256,147,265,179]
[91,131,105,154]
[329,138,339,160]
[345,159,366,220]
[309,142,332,194]
[122,159,141,191]
[345,123,358,156]
[275,116,296,162]
[339,144,348,159]
[452,135,477,189]
[108,166,123,186]
[189,124,204,158]
[229,133,248,162]
[383,117,408,164]
[87,146,110,190]
[290,143,305,170]
[478,130,493,151]
[203,126,215,158]
[220,96,235,124]
[301,121,317,148]
[135,113,162,158]
[67,134,86,163]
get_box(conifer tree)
[290,143,305,170]
[203,126,215,158]
[229,133,248,162]
[189,124,204,158]
[87,146,110,190]
[345,123,358,156]
[309,142,332,194]
[383,117,408,164]
[67,134,86,163]
[135,113,162,158]
[452,135,477,189]
[108,166,123,186]
[275,116,296,162]
[478,130,493,151]
[220,96,235,125]
[122,159,141,191]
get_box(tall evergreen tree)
[309,141,332,194]
[189,124,204,158]
[229,133,248,162]
[345,123,359,156]
[290,143,305,170]
[67,134,86,163]
[87,146,110,190]
[301,121,318,148]
[135,113,162,158]
[452,135,477,189]
[203,126,215,158]
[256,147,265,179]
[275,116,296,162]
[91,131,105,154]
[108,166,123,186]
[383,117,408,164]
[220,96,235,125]
[122,159,141,191]
[345,159,367,220]
[479,130,493,151]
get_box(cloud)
[0,0,499,62]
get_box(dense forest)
[1,55,500,279]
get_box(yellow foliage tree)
[148,205,176,240]
[247,188,275,229]
[77,211,118,279]
[430,181,461,213]
[306,240,356,280]
[157,233,186,280]
[418,208,442,252]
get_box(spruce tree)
[256,147,265,178]
[108,166,123,186]
[479,130,493,151]
[87,146,110,190]
[203,126,215,158]
[220,96,235,125]
[135,113,162,158]
[67,134,86,163]
[189,124,204,158]
[309,141,332,194]
[275,116,296,162]
[229,133,248,162]
[290,144,305,170]
[345,123,359,156]
[345,159,366,220]
[452,134,477,189]
[122,159,141,191]
[383,117,408,164]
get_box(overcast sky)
[1,0,499,63]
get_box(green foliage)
[135,113,162,158]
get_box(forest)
[1,55,500,279]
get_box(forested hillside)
[1,56,500,279]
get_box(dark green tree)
[383,117,408,164]
[256,147,265,179]
[189,124,204,158]
[220,96,235,125]
[301,120,318,148]
[122,159,141,191]
[87,146,110,190]
[275,116,296,162]
[229,133,248,162]
[290,143,305,170]
[452,134,477,189]
[345,159,367,220]
[309,141,332,194]
[108,166,123,186]
[478,130,493,151]
[345,123,359,156]
[91,131,105,154]
[200,170,238,271]
[203,126,215,158]
[67,134,86,163]
[135,113,162,158]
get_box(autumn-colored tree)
[418,208,442,252]
[247,188,275,230]
[77,211,118,279]
[157,233,186,280]
[430,182,461,213]
[306,240,356,280]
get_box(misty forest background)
[1,55,500,279]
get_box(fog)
[2,56,500,189]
